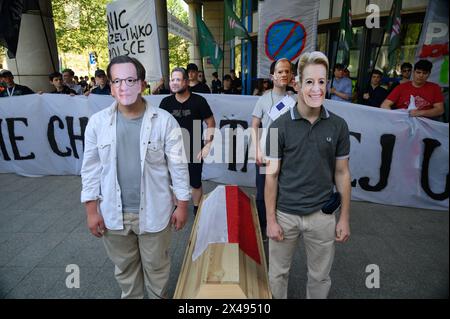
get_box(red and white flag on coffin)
[192,185,261,264]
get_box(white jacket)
[81,100,190,233]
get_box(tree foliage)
[168,0,188,23]
[52,0,110,70]
[167,0,190,72]
[51,0,190,73]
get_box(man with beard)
[251,58,295,239]
[159,67,216,216]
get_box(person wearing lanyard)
[0,70,34,97]
[250,58,296,240]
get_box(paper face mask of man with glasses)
[110,71,143,107]
[81,55,190,299]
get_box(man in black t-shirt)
[221,74,235,94]
[89,69,111,95]
[159,67,216,216]
[230,69,242,94]
[211,71,222,94]
[186,63,211,93]
[357,69,388,107]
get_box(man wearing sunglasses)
[389,62,413,93]
[399,62,413,84]
[81,55,190,299]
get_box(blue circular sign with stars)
[265,19,307,61]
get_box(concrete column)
[155,0,169,87]
[187,1,202,69]
[5,0,59,92]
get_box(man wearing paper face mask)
[265,51,351,299]
[251,58,296,240]
[81,55,190,299]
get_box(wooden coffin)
[174,186,271,299]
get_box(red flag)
[193,185,261,264]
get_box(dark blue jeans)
[255,164,267,232]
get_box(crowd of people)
[326,60,445,120]
[0,67,110,97]
[0,53,446,300]
[151,64,243,95]
[1,58,446,122]
[78,52,354,300]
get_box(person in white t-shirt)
[251,58,296,239]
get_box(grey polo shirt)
[265,105,350,216]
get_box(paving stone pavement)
[0,174,448,299]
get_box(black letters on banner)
[107,6,153,59]
[349,131,362,187]
[421,138,449,201]
[0,119,12,161]
[66,116,88,159]
[47,115,72,157]
[219,119,249,172]
[48,116,71,157]
[107,9,129,33]
[122,40,145,55]
[48,116,88,159]
[358,134,396,192]
[6,118,35,160]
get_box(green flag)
[195,13,223,70]
[338,0,352,66]
[386,0,402,69]
[439,55,449,85]
[224,0,249,42]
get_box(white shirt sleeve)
[80,116,102,203]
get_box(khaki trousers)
[102,213,172,299]
[269,210,336,299]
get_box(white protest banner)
[0,94,448,211]
[195,94,257,187]
[257,0,319,78]
[415,0,449,87]
[107,0,162,82]
[323,99,449,212]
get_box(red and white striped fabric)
[192,185,261,264]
